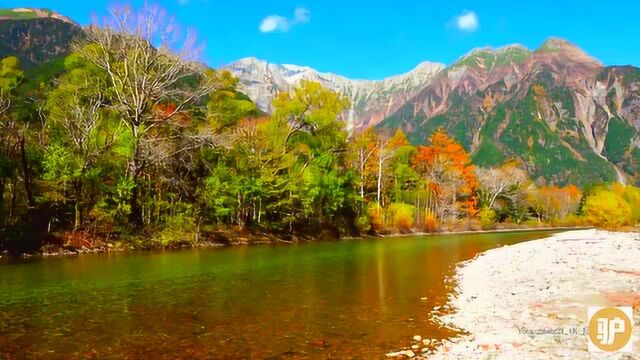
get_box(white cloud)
[454,10,479,32]
[259,7,310,33]
[260,15,290,32]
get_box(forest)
[0,5,637,254]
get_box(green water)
[0,231,555,359]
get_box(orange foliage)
[528,184,582,220]
[413,129,478,216]
[155,102,191,125]
[424,213,438,232]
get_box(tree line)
[0,5,636,253]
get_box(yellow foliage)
[386,203,415,232]
[583,189,633,228]
[478,208,496,230]
[532,84,546,97]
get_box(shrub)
[386,203,415,233]
[152,203,199,247]
[355,214,372,234]
[367,203,383,232]
[478,207,496,230]
[583,189,632,228]
[423,213,438,232]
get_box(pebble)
[413,335,421,342]
[386,350,415,358]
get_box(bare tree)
[349,130,377,201]
[476,164,529,210]
[77,3,224,226]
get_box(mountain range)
[228,40,640,186]
[1,8,639,186]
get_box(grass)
[0,8,55,20]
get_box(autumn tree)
[527,184,581,222]
[583,184,640,228]
[413,128,478,222]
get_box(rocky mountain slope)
[228,58,445,132]
[379,39,640,185]
[0,8,83,68]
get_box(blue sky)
[3,0,639,79]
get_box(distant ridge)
[0,8,83,68]
[0,8,78,26]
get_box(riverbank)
[406,229,640,359]
[1,225,587,258]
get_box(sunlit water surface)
[0,231,555,359]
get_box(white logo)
[587,306,633,353]
[596,316,626,345]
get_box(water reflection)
[0,231,554,358]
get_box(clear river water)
[0,230,555,359]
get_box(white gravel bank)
[427,229,640,359]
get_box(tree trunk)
[73,180,82,230]
[0,178,4,226]
[128,137,144,227]
[129,179,143,226]
[20,135,35,207]
[359,151,365,200]
[9,178,16,224]
[376,154,383,207]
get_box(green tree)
[78,4,226,226]
[44,53,121,229]
[0,56,25,225]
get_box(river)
[0,230,555,359]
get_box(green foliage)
[152,203,198,246]
[497,84,616,186]
[0,56,23,92]
[206,70,258,129]
[604,117,635,165]
[0,9,51,20]
[385,202,415,232]
[452,47,530,71]
[95,177,134,225]
[478,208,496,230]
[472,140,505,167]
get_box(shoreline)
[415,229,640,359]
[1,226,584,259]
[379,226,590,238]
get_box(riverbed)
[427,229,640,359]
[0,230,554,359]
